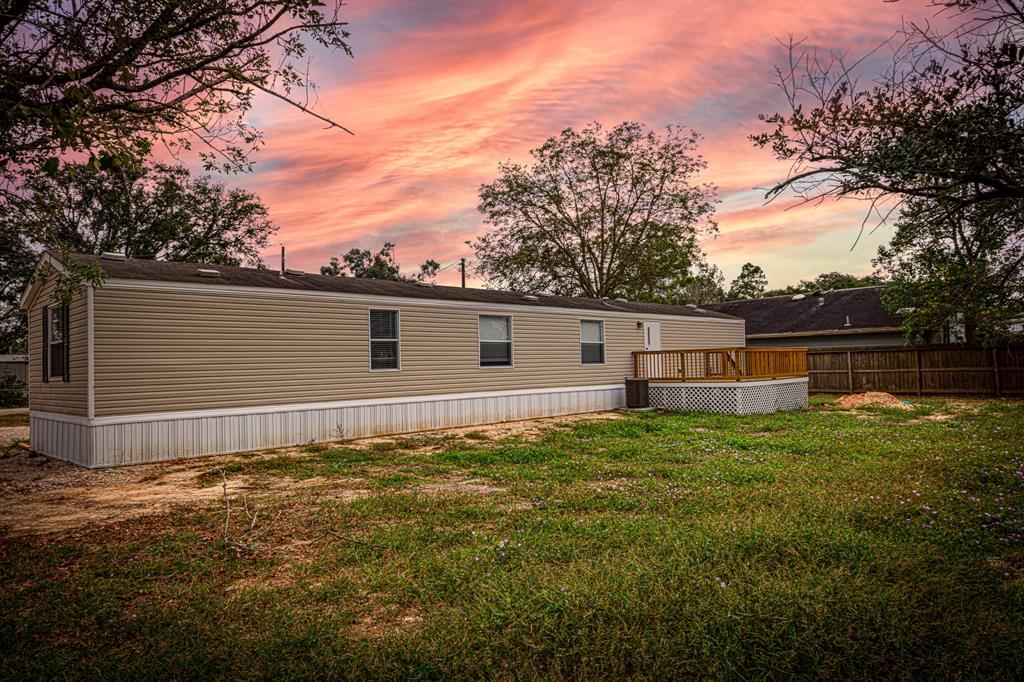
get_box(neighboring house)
[703,286,908,348]
[20,252,745,467]
[0,354,28,385]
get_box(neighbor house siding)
[0,357,28,384]
[27,276,88,416]
[92,285,744,417]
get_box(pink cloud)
[200,0,947,288]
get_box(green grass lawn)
[2,396,1023,679]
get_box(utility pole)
[460,257,466,288]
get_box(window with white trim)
[479,315,512,367]
[369,309,399,370]
[580,320,605,364]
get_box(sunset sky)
[233,0,944,289]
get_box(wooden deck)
[632,347,808,383]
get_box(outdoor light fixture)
[636,321,643,329]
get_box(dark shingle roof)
[701,286,901,335]
[66,253,740,320]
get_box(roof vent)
[843,315,852,327]
[791,293,806,301]
[196,268,221,278]
[285,268,305,277]
[415,280,433,287]
[522,295,539,301]
[101,252,126,261]
[685,303,698,309]
[614,297,628,302]
[817,297,825,306]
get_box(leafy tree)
[11,163,276,262]
[875,197,1024,344]
[763,271,885,297]
[727,263,767,300]
[802,272,884,292]
[753,0,1023,343]
[320,242,440,283]
[0,223,39,352]
[1,162,277,349]
[752,1,1023,216]
[0,0,353,184]
[664,258,725,305]
[472,121,717,299]
[417,259,442,282]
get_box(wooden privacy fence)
[633,347,808,382]
[808,345,1024,396]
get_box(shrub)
[0,375,27,408]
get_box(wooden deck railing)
[632,347,808,382]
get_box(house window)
[580,320,605,364]
[46,304,68,381]
[479,315,513,367]
[369,309,400,371]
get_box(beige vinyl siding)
[92,286,744,417]
[27,276,88,416]
[661,316,745,349]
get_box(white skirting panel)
[30,385,626,468]
[648,377,808,415]
[29,413,94,467]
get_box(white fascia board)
[19,252,68,310]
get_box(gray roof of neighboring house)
[62,253,741,321]
[702,286,902,336]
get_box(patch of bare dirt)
[417,479,505,496]
[1,425,28,443]
[317,487,373,502]
[835,392,914,410]
[352,604,424,638]
[0,446,374,537]
[905,412,955,424]
[0,457,320,537]
[1,412,622,538]
[356,411,623,453]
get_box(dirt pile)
[835,392,913,410]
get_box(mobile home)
[21,252,747,467]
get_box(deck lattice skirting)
[30,384,626,468]
[648,377,808,414]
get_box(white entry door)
[643,321,662,351]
